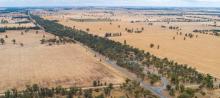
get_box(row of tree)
[0,28,6,32]
[0,26,40,33]
[31,14,214,96]
[1,79,158,98]
[125,27,144,33]
[193,29,220,36]
[104,32,122,37]
[40,37,76,45]
[0,26,40,31]
[0,38,24,47]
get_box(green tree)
[169,88,175,96]
[93,80,97,87]
[84,89,92,98]
[204,74,214,89]
[12,39,16,44]
[0,38,5,45]
[4,90,11,98]
[150,43,154,48]
[180,84,185,93]
[166,85,171,90]
[95,94,104,98]
[178,92,192,98]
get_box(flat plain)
[43,9,220,78]
[0,30,127,92]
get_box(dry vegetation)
[0,8,219,98]
[0,13,35,28]
[43,10,220,79]
[0,30,128,92]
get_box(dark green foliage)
[0,38,5,45]
[193,29,220,36]
[1,26,40,31]
[169,88,175,96]
[95,94,105,98]
[148,74,161,85]
[121,80,158,98]
[178,93,192,98]
[84,89,92,98]
[93,80,98,87]
[1,20,8,24]
[166,85,171,91]
[0,28,6,33]
[204,74,214,88]
[178,88,195,98]
[179,84,185,93]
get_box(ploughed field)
[0,30,127,92]
[43,11,220,78]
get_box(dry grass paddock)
[43,10,220,78]
[0,30,127,92]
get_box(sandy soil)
[0,30,127,92]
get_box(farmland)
[0,30,128,92]
[43,9,220,78]
[0,6,220,98]
[0,13,36,29]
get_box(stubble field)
[43,10,220,78]
[0,30,127,92]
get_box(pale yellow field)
[0,14,36,28]
[43,11,220,78]
[0,30,127,92]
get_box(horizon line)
[1,5,220,8]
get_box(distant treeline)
[124,7,177,11]
[12,16,30,19]
[0,8,27,14]
[31,14,215,92]
[0,28,6,33]
[193,29,220,36]
[70,18,116,22]
[15,21,31,24]
[0,26,40,32]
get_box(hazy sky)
[0,0,220,7]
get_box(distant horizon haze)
[1,0,220,7]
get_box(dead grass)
[0,30,127,92]
[44,11,220,79]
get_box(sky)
[0,0,220,7]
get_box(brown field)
[43,10,220,78]
[0,30,128,92]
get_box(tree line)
[30,14,215,97]
[1,80,157,98]
[0,26,40,33]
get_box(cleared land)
[0,30,127,92]
[43,10,220,78]
[0,13,36,28]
